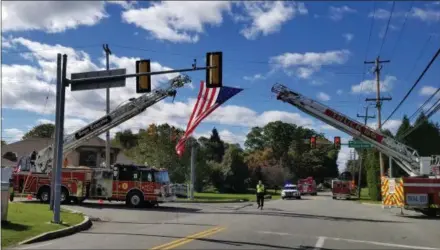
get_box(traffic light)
[334,136,341,149]
[310,136,317,149]
[206,52,222,88]
[136,59,151,93]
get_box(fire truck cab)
[298,177,317,196]
[332,171,357,200]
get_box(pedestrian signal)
[334,136,341,149]
[310,136,317,149]
[206,52,222,88]
[136,59,151,93]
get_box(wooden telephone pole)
[365,56,391,177]
[356,105,376,198]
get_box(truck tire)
[38,187,51,203]
[60,187,69,204]
[421,209,438,217]
[126,190,144,208]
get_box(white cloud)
[270,50,351,79]
[328,6,357,21]
[342,33,354,43]
[369,7,440,23]
[336,89,343,95]
[321,124,337,131]
[3,128,25,143]
[243,73,266,81]
[237,1,308,40]
[351,75,396,94]
[121,1,232,43]
[368,119,402,135]
[2,1,108,33]
[107,1,137,10]
[337,146,352,173]
[317,92,331,101]
[419,86,440,97]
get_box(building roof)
[1,136,121,167]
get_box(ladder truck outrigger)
[272,83,440,217]
[10,75,191,207]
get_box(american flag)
[175,81,243,157]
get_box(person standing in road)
[256,180,265,210]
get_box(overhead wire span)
[378,1,396,56]
[382,46,440,126]
[408,87,440,121]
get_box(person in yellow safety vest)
[256,180,265,210]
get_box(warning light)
[334,136,341,150]
[136,59,151,93]
[206,52,222,88]
[310,136,317,149]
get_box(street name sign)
[70,68,126,91]
[348,140,372,149]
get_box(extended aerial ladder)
[271,83,433,177]
[17,75,191,174]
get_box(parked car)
[281,184,301,200]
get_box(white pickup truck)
[281,184,301,200]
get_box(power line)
[356,1,377,115]
[389,1,414,60]
[382,46,440,126]
[408,87,440,121]
[378,1,396,56]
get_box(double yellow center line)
[151,226,226,250]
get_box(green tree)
[204,128,225,163]
[1,140,6,146]
[114,129,139,150]
[23,123,55,139]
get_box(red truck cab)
[297,177,317,196]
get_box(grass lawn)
[177,190,281,203]
[1,202,84,248]
[358,188,382,204]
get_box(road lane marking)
[314,237,326,250]
[257,231,439,250]
[329,237,440,250]
[150,226,225,250]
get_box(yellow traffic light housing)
[334,136,341,149]
[136,59,151,93]
[310,136,317,149]
[206,52,222,88]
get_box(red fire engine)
[273,83,440,217]
[10,75,190,207]
[297,177,317,196]
[331,171,357,200]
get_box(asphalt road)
[10,193,440,250]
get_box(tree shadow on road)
[81,231,334,250]
[90,218,217,227]
[188,210,406,224]
[68,202,202,213]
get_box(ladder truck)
[10,75,190,207]
[272,83,440,217]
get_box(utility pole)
[365,56,391,178]
[103,44,112,169]
[190,142,196,201]
[356,105,376,198]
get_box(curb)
[18,207,93,245]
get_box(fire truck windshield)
[154,171,170,184]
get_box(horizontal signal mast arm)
[34,76,190,173]
[271,83,421,177]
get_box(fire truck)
[297,177,317,195]
[331,171,358,200]
[10,75,190,207]
[272,83,440,217]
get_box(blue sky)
[1,1,440,171]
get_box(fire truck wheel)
[60,188,70,204]
[126,190,144,208]
[38,187,51,203]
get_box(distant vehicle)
[281,184,301,200]
[298,177,317,196]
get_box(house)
[1,137,134,168]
